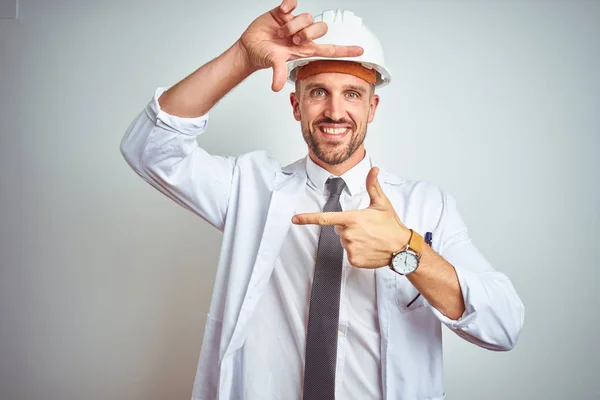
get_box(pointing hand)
[292,167,412,269]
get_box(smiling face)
[290,71,380,174]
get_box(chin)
[315,149,351,165]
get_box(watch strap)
[408,229,424,255]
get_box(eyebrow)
[303,82,368,95]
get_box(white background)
[1,0,599,399]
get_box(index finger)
[311,44,364,59]
[292,211,352,226]
[279,0,297,14]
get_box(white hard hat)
[287,9,391,88]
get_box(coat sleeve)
[120,87,236,231]
[430,191,525,351]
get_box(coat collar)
[376,166,405,186]
[278,156,406,188]
[274,157,305,188]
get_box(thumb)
[366,167,388,208]
[271,58,289,92]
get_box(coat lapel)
[223,157,308,357]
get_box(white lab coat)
[120,89,525,400]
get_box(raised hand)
[239,0,364,92]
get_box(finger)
[277,13,313,39]
[309,44,364,59]
[291,21,327,45]
[366,167,387,207]
[292,211,353,226]
[279,0,297,14]
[270,0,296,25]
[271,59,289,92]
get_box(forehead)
[298,72,371,92]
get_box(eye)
[346,91,360,99]
[310,89,326,97]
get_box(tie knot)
[327,177,346,197]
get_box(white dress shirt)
[243,154,382,400]
[119,87,525,400]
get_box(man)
[120,1,524,399]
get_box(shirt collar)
[305,152,373,196]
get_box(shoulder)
[236,150,281,171]
[235,151,306,182]
[376,166,456,227]
[377,167,449,204]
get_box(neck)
[309,147,366,176]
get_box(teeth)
[322,127,348,134]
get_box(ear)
[290,92,301,121]
[367,94,380,123]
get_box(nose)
[323,94,345,122]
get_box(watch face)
[392,251,419,275]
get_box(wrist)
[231,40,261,77]
[394,227,412,253]
[388,227,411,266]
[389,229,424,275]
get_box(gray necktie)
[303,177,346,400]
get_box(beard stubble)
[301,117,367,166]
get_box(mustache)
[313,117,356,129]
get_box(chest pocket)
[394,274,431,313]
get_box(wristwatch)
[390,229,424,275]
